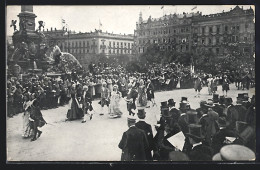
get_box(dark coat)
[234,104,247,122]
[135,120,154,160]
[188,143,214,161]
[146,83,155,100]
[118,126,149,161]
[211,128,238,154]
[169,107,181,134]
[178,114,189,135]
[153,127,176,160]
[213,104,226,117]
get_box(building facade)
[44,29,134,56]
[134,6,255,57]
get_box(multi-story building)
[134,6,255,57]
[134,11,200,54]
[44,29,134,69]
[44,29,134,55]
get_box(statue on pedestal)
[10,20,17,32]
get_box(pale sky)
[6,5,254,36]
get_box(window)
[174,29,176,33]
[109,50,111,54]
[202,38,205,45]
[102,50,105,53]
[225,26,228,32]
[209,27,212,33]
[113,42,115,46]
[186,27,189,32]
[244,37,248,41]
[202,27,205,34]
[181,28,184,33]
[209,38,212,44]
[217,26,220,34]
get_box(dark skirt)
[68,98,82,120]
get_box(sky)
[6,5,254,36]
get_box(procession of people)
[6,61,255,161]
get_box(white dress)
[22,101,33,138]
[109,91,123,118]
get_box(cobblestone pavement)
[6,84,255,161]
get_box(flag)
[62,19,65,24]
[161,6,164,9]
[191,6,197,11]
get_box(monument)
[8,5,48,77]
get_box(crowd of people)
[6,61,255,160]
[118,93,255,161]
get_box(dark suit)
[188,143,214,161]
[135,120,154,160]
[153,127,176,160]
[234,104,247,122]
[118,126,149,161]
[213,104,226,117]
[212,128,237,154]
[169,107,181,135]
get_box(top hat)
[161,101,168,110]
[181,97,188,102]
[213,94,219,103]
[219,96,225,104]
[237,93,244,100]
[179,102,189,110]
[186,124,204,141]
[169,151,189,161]
[225,97,233,105]
[168,99,176,106]
[220,144,255,161]
[137,109,146,118]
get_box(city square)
[6,5,255,162]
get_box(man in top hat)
[225,97,240,130]
[186,124,214,160]
[118,115,149,161]
[212,95,226,118]
[245,95,255,129]
[211,117,238,155]
[234,98,247,122]
[168,99,181,135]
[135,109,154,160]
[179,97,190,113]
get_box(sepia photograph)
[6,4,256,162]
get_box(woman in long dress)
[109,85,123,118]
[137,79,147,108]
[22,93,33,138]
[67,84,82,120]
